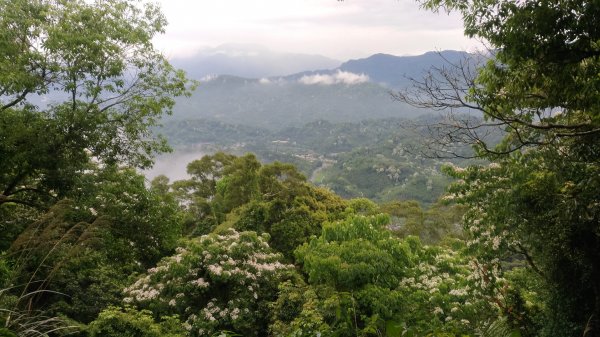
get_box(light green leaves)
[0,0,194,209]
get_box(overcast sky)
[152,0,480,61]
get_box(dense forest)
[1,1,599,337]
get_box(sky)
[152,0,481,61]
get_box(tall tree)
[399,1,600,336]
[0,0,193,209]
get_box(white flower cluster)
[123,229,293,335]
[123,275,160,302]
[196,299,247,323]
[466,258,504,298]
[190,277,209,288]
[398,245,485,329]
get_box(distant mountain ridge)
[168,48,476,130]
[279,50,471,89]
[339,50,470,88]
[172,45,473,89]
[169,74,422,130]
[171,44,341,79]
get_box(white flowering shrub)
[123,229,294,336]
[441,163,519,305]
[441,152,600,336]
[397,238,496,335]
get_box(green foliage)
[47,250,139,324]
[172,152,260,230]
[0,257,9,288]
[5,2,578,335]
[72,165,184,266]
[123,229,294,337]
[346,198,380,215]
[445,150,599,336]
[0,203,40,252]
[0,0,193,209]
[0,328,17,337]
[5,166,183,323]
[161,117,472,206]
[417,1,600,335]
[381,200,465,244]
[272,215,493,336]
[4,202,127,324]
[308,124,457,204]
[88,306,185,337]
[233,181,349,259]
[213,154,261,217]
[296,214,407,290]
[171,154,349,258]
[1,0,193,333]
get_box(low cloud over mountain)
[298,70,369,85]
[167,48,480,130]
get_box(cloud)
[299,70,369,85]
[153,0,480,60]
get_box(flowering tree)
[444,149,600,336]
[396,239,497,336]
[394,0,600,334]
[122,229,294,336]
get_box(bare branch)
[392,51,598,159]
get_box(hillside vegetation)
[1,1,599,337]
[158,117,488,205]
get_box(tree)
[6,166,183,324]
[380,200,465,243]
[0,0,193,209]
[402,0,600,156]
[272,214,495,336]
[171,154,349,257]
[444,149,600,337]
[122,229,294,337]
[232,162,349,258]
[398,1,600,336]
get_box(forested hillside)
[166,75,424,129]
[1,1,599,337]
[154,50,486,204]
[157,117,488,205]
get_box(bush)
[88,306,184,337]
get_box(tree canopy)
[2,0,599,336]
[404,1,600,336]
[0,0,193,209]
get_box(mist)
[144,150,208,182]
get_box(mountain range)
[167,47,473,130]
[170,44,342,79]
[151,46,484,200]
[173,45,472,88]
